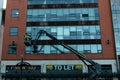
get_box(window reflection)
[8,45,17,54]
[26,0,101,55]
[28,0,98,5]
[27,8,99,22]
[26,26,101,40]
[9,27,18,36]
[25,44,102,54]
[11,9,19,18]
[111,0,120,54]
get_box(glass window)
[90,26,96,39]
[44,45,50,54]
[24,44,102,54]
[56,45,64,53]
[50,46,57,53]
[26,27,32,34]
[97,44,102,53]
[39,9,45,16]
[63,26,70,39]
[82,8,88,14]
[28,0,98,5]
[25,46,32,54]
[84,45,91,53]
[38,45,44,54]
[57,9,63,16]
[33,9,38,16]
[64,48,70,53]
[11,9,19,17]
[51,27,57,32]
[64,26,70,36]
[77,45,84,53]
[94,8,99,17]
[89,9,95,16]
[9,27,18,36]
[8,45,17,54]
[27,9,32,16]
[26,26,101,40]
[63,9,69,15]
[27,8,99,22]
[94,0,98,3]
[70,27,76,31]
[69,45,77,50]
[91,45,97,53]
[83,26,90,39]
[57,27,63,35]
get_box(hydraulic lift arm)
[24,30,101,80]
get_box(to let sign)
[46,64,82,74]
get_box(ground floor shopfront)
[0,59,118,80]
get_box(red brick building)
[1,0,118,80]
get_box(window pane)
[84,45,90,53]
[10,27,18,36]
[11,9,19,17]
[91,45,97,53]
[77,45,84,53]
[44,45,50,54]
[25,46,32,54]
[8,45,17,54]
[97,44,102,53]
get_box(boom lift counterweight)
[24,30,101,80]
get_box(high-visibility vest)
[24,34,29,38]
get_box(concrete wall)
[0,26,3,61]
[0,0,4,61]
[3,0,7,10]
[0,0,3,25]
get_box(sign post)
[20,58,23,80]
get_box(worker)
[24,33,31,41]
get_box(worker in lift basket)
[24,33,31,41]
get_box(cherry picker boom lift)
[24,30,101,80]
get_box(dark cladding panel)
[28,3,98,9]
[27,21,100,26]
